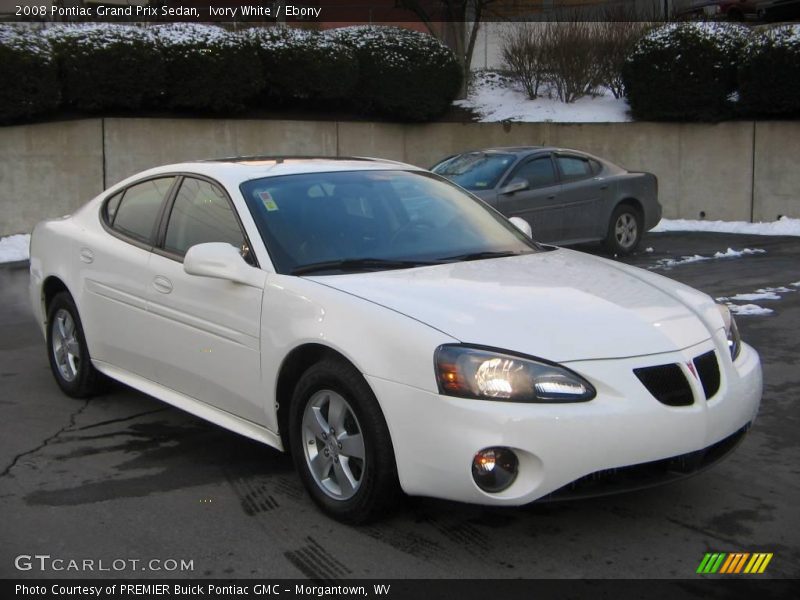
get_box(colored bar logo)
[697,552,773,574]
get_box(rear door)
[144,175,267,425]
[554,154,607,243]
[79,176,177,379]
[497,154,563,243]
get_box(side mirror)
[499,178,529,195]
[184,242,265,288]
[509,217,533,238]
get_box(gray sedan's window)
[556,156,592,181]
[113,177,175,243]
[164,178,244,256]
[510,157,557,189]
[431,153,515,191]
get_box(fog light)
[472,447,518,493]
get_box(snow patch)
[456,71,631,123]
[0,234,30,263]
[727,304,773,316]
[651,247,765,269]
[652,216,800,237]
[725,292,780,301]
[717,284,796,303]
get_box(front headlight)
[717,304,742,361]
[434,345,595,403]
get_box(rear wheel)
[605,204,643,255]
[46,292,103,398]
[289,357,399,523]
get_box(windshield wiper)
[438,250,525,262]
[291,258,439,276]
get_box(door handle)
[546,195,556,200]
[152,275,173,294]
[79,248,94,264]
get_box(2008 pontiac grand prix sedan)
[29,157,762,523]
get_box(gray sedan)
[431,147,661,254]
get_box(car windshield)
[240,170,538,275]
[431,152,515,190]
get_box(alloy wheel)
[614,213,638,250]
[301,390,366,501]
[51,308,81,382]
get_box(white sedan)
[29,157,762,522]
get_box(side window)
[104,191,123,225]
[589,159,603,175]
[556,155,593,182]
[164,177,244,257]
[510,157,557,189]
[112,177,174,243]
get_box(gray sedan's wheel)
[46,292,103,398]
[290,357,399,523]
[605,205,643,255]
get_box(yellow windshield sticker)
[258,190,279,211]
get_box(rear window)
[104,191,123,224]
[110,177,174,243]
[556,156,592,182]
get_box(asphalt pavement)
[1,231,798,580]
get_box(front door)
[498,154,563,243]
[144,176,267,425]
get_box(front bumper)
[368,336,761,505]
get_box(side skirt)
[92,360,284,452]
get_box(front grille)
[694,350,721,400]
[634,363,694,406]
[542,425,750,501]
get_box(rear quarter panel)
[29,217,79,338]
[610,172,661,231]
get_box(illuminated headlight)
[435,345,595,403]
[717,304,742,361]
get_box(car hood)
[307,249,720,362]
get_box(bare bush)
[500,23,550,100]
[595,22,656,99]
[502,13,654,104]
[544,21,606,103]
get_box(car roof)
[121,156,423,189]
[203,155,415,169]
[458,146,588,156]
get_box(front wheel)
[605,204,643,255]
[289,357,399,523]
[46,292,103,398]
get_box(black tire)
[604,204,643,256]
[46,292,103,398]
[289,357,399,524]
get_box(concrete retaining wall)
[0,120,104,236]
[1,118,798,235]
